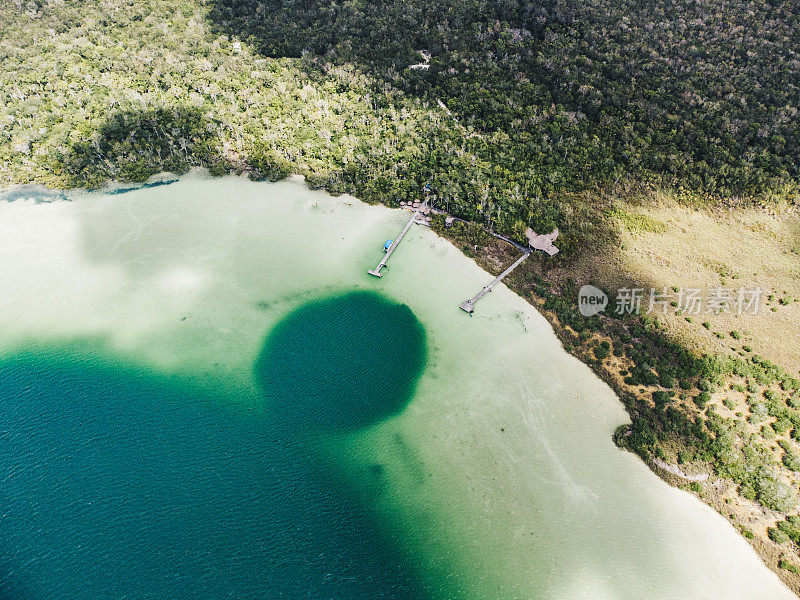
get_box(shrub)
[695,392,711,408]
[730,331,742,340]
[659,372,676,388]
[697,379,714,392]
[247,151,292,182]
[594,345,610,359]
[778,519,800,543]
[749,405,768,425]
[780,378,800,392]
[740,482,757,501]
[755,472,798,512]
[769,527,790,544]
[652,391,672,408]
[779,560,799,573]
[782,451,800,472]
[628,418,657,450]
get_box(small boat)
[383,239,393,252]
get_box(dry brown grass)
[560,195,800,374]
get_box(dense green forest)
[2,0,588,248]
[208,0,800,202]
[4,0,798,254]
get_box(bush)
[769,527,790,544]
[247,150,292,182]
[695,391,711,408]
[782,450,800,472]
[594,345,610,360]
[652,390,672,408]
[778,519,800,543]
[740,482,757,501]
[779,560,799,573]
[697,379,715,393]
[780,378,800,392]
[659,372,676,388]
[754,472,798,512]
[628,418,657,451]
[730,331,742,340]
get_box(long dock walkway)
[368,201,427,277]
[459,251,531,314]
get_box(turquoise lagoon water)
[0,172,795,599]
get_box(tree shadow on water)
[254,290,427,431]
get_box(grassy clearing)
[567,195,800,372]
[610,207,668,234]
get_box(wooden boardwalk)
[368,201,427,277]
[459,251,531,314]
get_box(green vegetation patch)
[611,209,668,234]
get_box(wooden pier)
[460,251,531,314]
[368,201,427,277]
